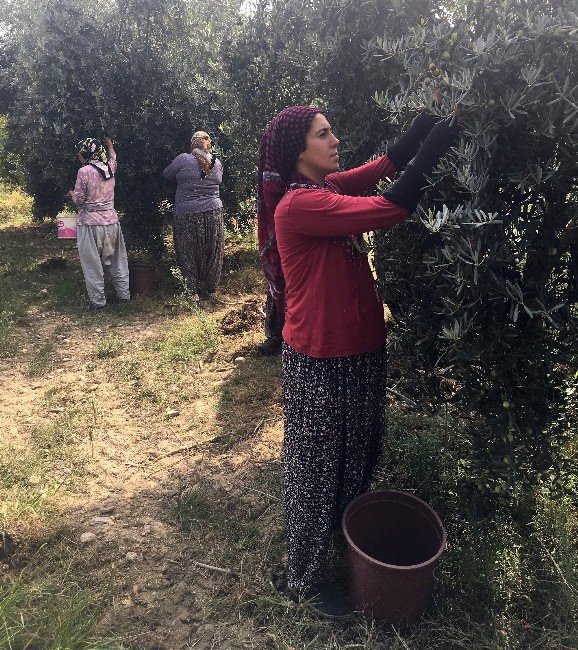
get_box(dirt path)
[0,219,289,648]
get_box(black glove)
[386,111,438,170]
[383,116,461,212]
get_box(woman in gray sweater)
[163,131,224,300]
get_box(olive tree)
[366,0,578,506]
[1,0,240,251]
[220,0,322,228]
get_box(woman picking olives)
[68,136,130,310]
[258,101,463,616]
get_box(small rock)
[38,288,49,296]
[55,368,64,373]
[95,328,102,333]
[63,338,71,343]
[233,356,245,364]
[21,348,28,353]
[165,408,180,418]
[90,516,114,525]
[49,408,64,413]
[142,524,152,536]
[150,521,168,537]
[126,551,138,562]
[99,500,116,515]
[145,577,171,590]
[80,532,97,544]
[62,357,71,361]
[201,623,216,636]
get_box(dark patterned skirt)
[282,342,388,592]
[173,208,224,294]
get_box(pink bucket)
[57,213,77,239]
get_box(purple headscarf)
[257,106,323,312]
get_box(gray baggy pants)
[77,224,130,307]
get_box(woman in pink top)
[68,137,130,309]
[259,105,461,615]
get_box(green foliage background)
[1,0,241,249]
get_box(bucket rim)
[342,489,447,571]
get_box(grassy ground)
[0,183,577,649]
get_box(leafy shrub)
[363,0,578,505]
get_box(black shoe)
[85,302,106,311]
[297,581,352,619]
[256,337,282,356]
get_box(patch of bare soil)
[220,299,264,336]
[1,281,286,648]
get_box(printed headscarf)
[76,137,114,180]
[257,106,323,312]
[77,138,108,164]
[190,130,215,177]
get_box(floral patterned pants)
[282,343,388,591]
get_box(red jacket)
[275,155,410,358]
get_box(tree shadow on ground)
[213,346,282,451]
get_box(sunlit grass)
[0,414,87,525]
[94,334,123,359]
[158,314,217,362]
[0,181,32,224]
[27,342,56,377]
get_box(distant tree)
[1,0,240,252]
[220,0,321,228]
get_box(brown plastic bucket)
[342,490,446,627]
[129,263,155,296]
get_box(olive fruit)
[429,62,437,71]
[424,77,432,85]
[488,99,496,106]
[442,51,451,60]
[503,401,511,409]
